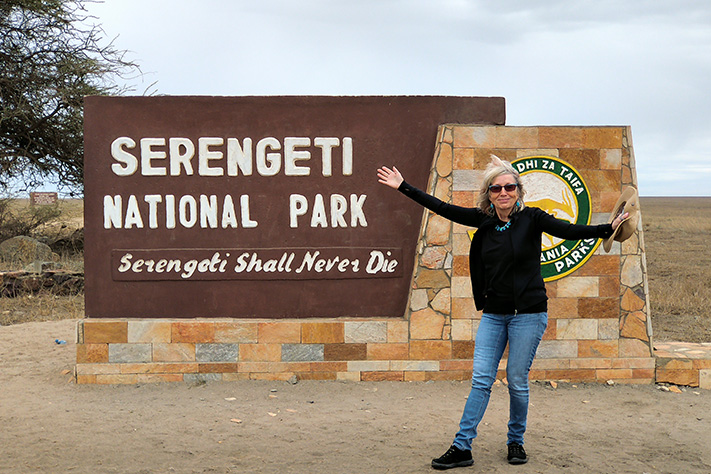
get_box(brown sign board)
[30,192,58,206]
[84,96,505,318]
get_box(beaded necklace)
[494,220,511,232]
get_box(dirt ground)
[1,320,709,474]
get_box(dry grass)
[1,198,709,343]
[0,293,84,326]
[1,199,85,325]
[0,199,84,273]
[642,197,711,343]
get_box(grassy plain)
[641,197,711,342]
[0,197,709,343]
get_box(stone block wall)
[419,125,655,384]
[75,125,655,384]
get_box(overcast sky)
[85,0,711,196]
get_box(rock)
[0,270,84,297]
[50,227,84,253]
[287,375,298,385]
[24,261,59,273]
[0,236,54,263]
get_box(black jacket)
[398,181,614,311]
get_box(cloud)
[85,0,711,195]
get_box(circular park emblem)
[512,156,601,282]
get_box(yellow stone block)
[619,338,652,358]
[426,214,451,246]
[387,320,409,343]
[214,322,258,343]
[239,344,282,362]
[76,344,109,363]
[578,297,619,320]
[621,255,644,288]
[583,128,623,149]
[451,297,475,319]
[538,127,585,148]
[301,322,344,344]
[409,340,451,360]
[556,277,599,298]
[434,177,450,202]
[578,340,618,358]
[612,357,655,369]
[600,148,622,170]
[153,343,195,362]
[556,319,598,340]
[453,147,474,170]
[517,148,559,158]
[84,321,128,344]
[436,144,453,178]
[410,308,445,339]
[569,358,612,369]
[584,169,620,193]
[656,358,693,370]
[495,127,538,148]
[404,371,427,382]
[596,368,632,380]
[128,321,171,343]
[620,311,649,341]
[453,125,497,148]
[452,233,470,256]
[656,369,698,386]
[75,363,121,375]
[171,321,215,343]
[366,343,409,360]
[547,297,579,319]
[559,148,600,169]
[451,277,472,298]
[451,319,473,341]
[76,375,96,384]
[699,370,711,390]
[258,322,301,343]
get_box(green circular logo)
[512,156,601,282]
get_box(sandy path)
[1,319,710,473]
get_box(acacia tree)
[0,0,139,196]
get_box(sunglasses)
[488,183,518,194]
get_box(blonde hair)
[476,155,526,216]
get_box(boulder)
[0,236,54,263]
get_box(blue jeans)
[453,311,548,450]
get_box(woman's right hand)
[377,166,404,189]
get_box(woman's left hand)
[612,212,629,230]
[377,166,404,189]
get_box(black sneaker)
[507,443,528,465]
[431,445,473,470]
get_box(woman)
[377,156,628,470]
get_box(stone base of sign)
[76,124,660,385]
[654,342,711,389]
[74,317,656,384]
